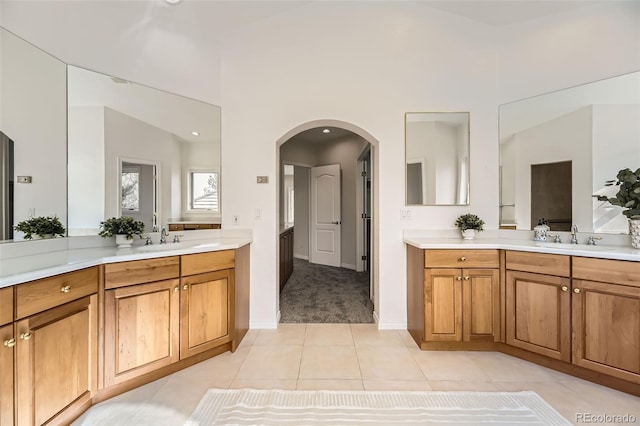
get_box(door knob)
[331,221,341,225]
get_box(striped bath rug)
[186,389,571,425]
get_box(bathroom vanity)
[0,236,250,425]
[405,237,640,396]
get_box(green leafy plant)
[455,213,485,231]
[98,216,145,240]
[595,168,640,219]
[14,216,66,240]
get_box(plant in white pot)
[455,213,485,240]
[98,216,145,248]
[14,215,66,240]
[595,167,640,249]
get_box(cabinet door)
[424,268,462,342]
[0,324,14,426]
[506,270,570,361]
[572,279,640,384]
[104,279,180,387]
[180,270,232,359]
[15,295,97,426]
[462,268,500,342]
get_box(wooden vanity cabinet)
[419,249,500,348]
[180,251,235,359]
[14,267,99,426]
[572,257,640,384]
[505,251,571,362]
[103,257,181,387]
[0,322,14,426]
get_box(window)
[190,171,219,212]
[121,168,140,212]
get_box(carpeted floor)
[280,258,374,323]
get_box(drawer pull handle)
[573,288,581,294]
[61,285,71,293]
[183,284,189,291]
[456,276,462,281]
[458,256,466,262]
[561,286,569,292]
[3,338,15,348]
[463,276,470,281]
[20,332,32,340]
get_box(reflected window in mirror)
[189,170,219,212]
[499,71,640,234]
[121,166,140,212]
[405,112,470,205]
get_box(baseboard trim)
[377,321,408,330]
[249,320,279,329]
[341,263,357,270]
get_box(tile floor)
[73,324,640,425]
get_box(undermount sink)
[135,242,188,252]
[535,242,613,251]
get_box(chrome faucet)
[570,225,578,244]
[160,226,168,244]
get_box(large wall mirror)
[67,66,221,236]
[499,71,640,234]
[405,112,470,205]
[0,27,67,242]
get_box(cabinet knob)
[456,276,462,281]
[573,288,581,294]
[20,332,32,340]
[458,256,466,262]
[561,285,569,292]
[174,287,179,292]
[464,276,470,281]
[60,285,71,293]
[3,338,15,348]
[183,284,189,291]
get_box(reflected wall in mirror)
[405,112,470,205]
[499,71,640,234]
[0,27,67,242]
[67,65,221,236]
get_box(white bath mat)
[186,389,571,425]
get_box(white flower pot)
[461,229,477,240]
[115,234,133,248]
[630,219,640,249]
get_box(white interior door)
[310,164,341,267]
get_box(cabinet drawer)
[0,287,13,326]
[181,250,235,276]
[16,267,98,319]
[573,257,640,288]
[505,251,570,277]
[168,224,184,231]
[105,256,180,289]
[184,223,214,230]
[424,249,499,268]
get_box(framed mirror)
[405,112,470,205]
[499,71,640,234]
[67,65,221,235]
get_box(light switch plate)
[257,176,269,184]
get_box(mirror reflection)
[499,71,640,234]
[405,112,470,205]
[67,65,221,235]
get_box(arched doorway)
[275,120,379,323]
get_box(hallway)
[280,259,373,323]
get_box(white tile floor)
[74,324,640,425]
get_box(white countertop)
[404,237,640,262]
[0,236,252,288]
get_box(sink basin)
[535,242,613,251]
[136,242,188,252]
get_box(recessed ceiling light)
[191,131,200,136]
[166,0,181,4]
[322,129,330,134]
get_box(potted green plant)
[455,213,485,240]
[98,216,145,248]
[14,216,66,240]
[595,167,640,248]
